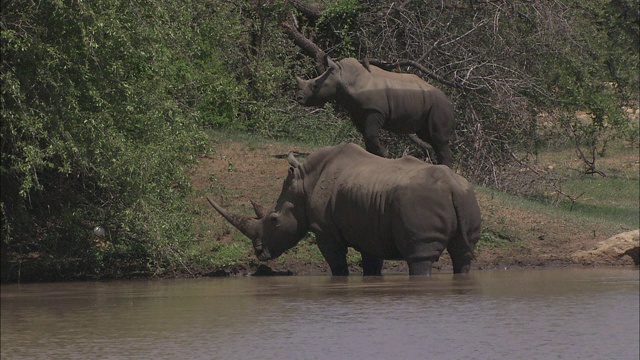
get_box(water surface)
[1,268,638,359]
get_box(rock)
[251,264,293,276]
[572,230,640,265]
[205,269,231,277]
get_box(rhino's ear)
[287,151,301,168]
[362,56,371,72]
[296,76,305,87]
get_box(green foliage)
[205,242,253,268]
[317,0,363,58]
[522,1,638,174]
[0,0,217,281]
[477,232,515,251]
[185,4,250,129]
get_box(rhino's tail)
[451,187,476,261]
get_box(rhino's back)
[338,61,451,130]
[306,143,468,208]
[314,143,456,185]
[339,57,435,95]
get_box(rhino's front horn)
[206,196,261,240]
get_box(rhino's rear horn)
[250,200,268,219]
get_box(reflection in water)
[1,268,638,359]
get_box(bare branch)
[287,0,323,21]
[508,149,584,209]
[368,58,483,91]
[281,20,326,72]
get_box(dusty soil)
[191,133,639,276]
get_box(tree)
[1,0,214,281]
[283,0,638,192]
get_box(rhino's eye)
[268,213,281,227]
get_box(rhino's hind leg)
[404,240,446,275]
[360,112,389,158]
[447,236,474,274]
[433,143,453,168]
[361,253,383,276]
[451,256,472,274]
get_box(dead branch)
[565,121,607,177]
[281,20,326,73]
[368,58,483,91]
[507,149,583,206]
[287,0,322,21]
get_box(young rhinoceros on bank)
[207,143,481,276]
[296,57,455,167]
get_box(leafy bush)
[1,1,216,281]
[316,0,363,58]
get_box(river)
[1,268,638,359]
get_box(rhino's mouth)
[254,242,272,261]
[296,94,314,106]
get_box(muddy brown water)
[1,268,638,360]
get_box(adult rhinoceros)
[296,57,455,167]
[206,143,481,276]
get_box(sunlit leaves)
[1,0,211,281]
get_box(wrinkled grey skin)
[296,57,455,167]
[207,143,481,276]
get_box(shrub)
[1,0,211,281]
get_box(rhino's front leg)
[316,235,349,276]
[361,253,383,276]
[359,112,388,158]
[431,139,453,168]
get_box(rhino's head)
[206,153,308,261]
[295,57,341,106]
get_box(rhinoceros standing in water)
[296,57,455,167]
[207,143,481,275]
